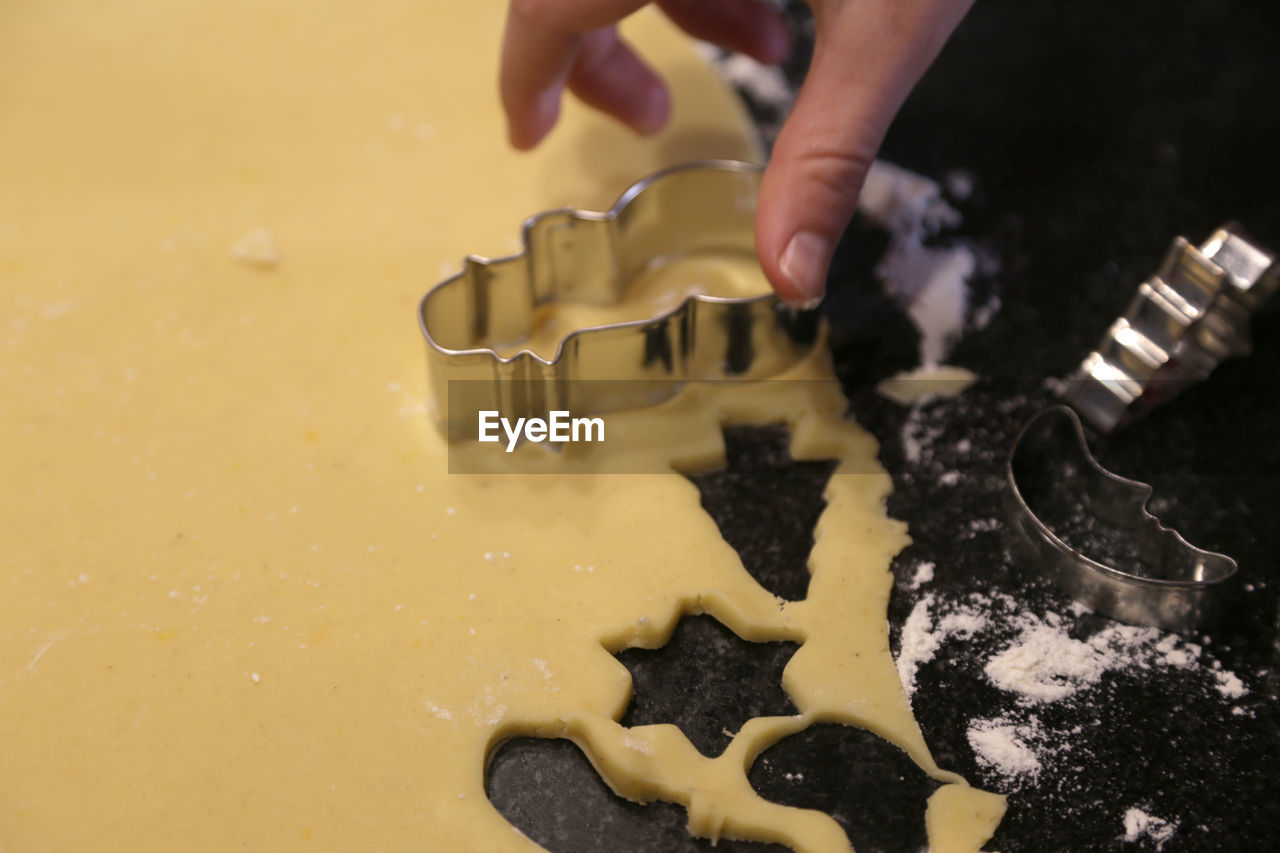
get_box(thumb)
[756,0,973,307]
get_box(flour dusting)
[967,717,1043,780]
[1122,807,1177,849]
[908,561,935,590]
[985,621,1112,704]
[895,594,940,697]
[896,593,988,698]
[858,161,997,372]
[892,586,1251,792]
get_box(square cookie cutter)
[418,160,818,440]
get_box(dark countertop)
[487,3,1280,850]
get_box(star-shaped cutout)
[687,424,838,601]
[616,613,799,757]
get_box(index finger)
[501,0,651,149]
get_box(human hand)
[500,0,974,307]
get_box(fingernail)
[779,231,828,308]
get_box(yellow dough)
[0,1,1002,851]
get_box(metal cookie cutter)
[1004,406,1238,631]
[1063,224,1278,433]
[418,160,817,440]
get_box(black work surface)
[487,3,1280,851]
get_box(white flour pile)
[966,716,1044,780]
[859,161,1000,377]
[1122,807,1178,849]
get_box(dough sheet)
[0,1,1002,850]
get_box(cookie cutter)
[418,160,818,440]
[1062,224,1278,433]
[1004,405,1237,631]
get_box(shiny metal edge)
[1062,224,1277,433]
[417,160,818,439]
[1004,405,1239,631]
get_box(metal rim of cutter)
[417,160,818,440]
[1004,405,1238,631]
[1062,223,1278,434]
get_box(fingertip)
[566,29,671,139]
[749,13,791,65]
[507,88,562,150]
[632,81,671,136]
[755,159,846,309]
[776,231,829,308]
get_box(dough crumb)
[877,364,978,405]
[229,227,279,269]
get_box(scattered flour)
[1122,807,1177,849]
[1214,670,1248,699]
[966,717,1042,780]
[908,561,935,590]
[937,609,986,639]
[984,622,1111,704]
[893,588,1251,791]
[900,400,946,464]
[858,161,983,370]
[895,594,940,698]
[895,593,989,698]
[984,615,1182,705]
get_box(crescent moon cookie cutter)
[417,160,819,441]
[1004,405,1238,631]
[1062,224,1278,433]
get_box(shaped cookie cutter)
[418,160,818,440]
[1004,405,1237,631]
[1063,224,1278,433]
